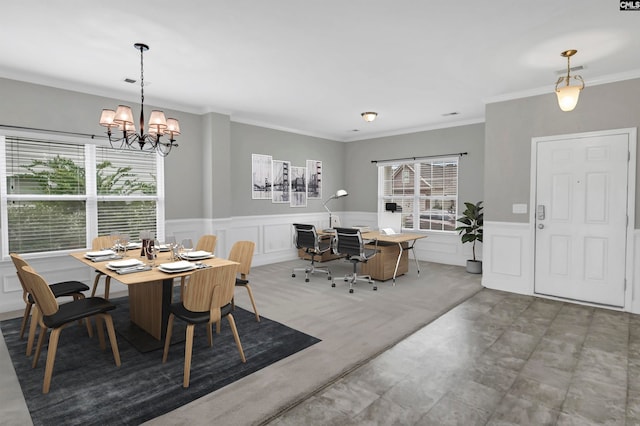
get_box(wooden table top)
[360,231,427,243]
[70,251,238,285]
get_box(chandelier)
[99,43,180,156]
[555,49,585,112]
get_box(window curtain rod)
[0,124,105,139]
[370,152,468,164]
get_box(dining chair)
[10,253,91,356]
[228,241,259,322]
[178,234,218,301]
[163,262,245,388]
[90,235,118,299]
[20,265,121,394]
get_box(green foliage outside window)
[7,155,157,253]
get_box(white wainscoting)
[482,221,533,296]
[0,211,476,314]
[483,221,640,314]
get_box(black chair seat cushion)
[27,280,90,304]
[42,297,115,328]
[346,248,377,263]
[169,302,233,324]
[235,278,249,286]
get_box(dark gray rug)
[1,297,320,426]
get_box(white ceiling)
[1,1,639,142]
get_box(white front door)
[534,132,630,307]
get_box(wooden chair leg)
[101,313,121,367]
[183,324,195,388]
[42,327,62,394]
[26,305,39,356]
[227,314,246,363]
[19,302,32,340]
[245,284,260,322]
[207,323,213,347]
[85,317,93,339]
[33,323,47,369]
[91,273,102,297]
[179,277,186,301]
[104,276,111,300]
[216,321,221,334]
[95,315,106,350]
[162,314,175,363]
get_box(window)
[378,157,458,232]
[0,134,164,256]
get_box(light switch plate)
[512,203,527,214]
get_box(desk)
[360,231,427,283]
[71,251,237,352]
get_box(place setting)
[106,258,152,275]
[84,249,121,262]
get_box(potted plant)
[456,201,483,274]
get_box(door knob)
[538,224,544,229]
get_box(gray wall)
[485,77,640,224]
[0,76,486,223]
[343,123,485,213]
[229,122,345,216]
[0,77,205,220]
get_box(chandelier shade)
[99,43,180,156]
[554,49,584,112]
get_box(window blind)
[5,138,87,253]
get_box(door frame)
[529,127,637,310]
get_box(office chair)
[332,227,378,293]
[292,223,332,282]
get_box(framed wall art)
[251,154,272,199]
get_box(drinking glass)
[165,236,178,260]
[146,239,158,266]
[119,234,130,257]
[181,239,194,257]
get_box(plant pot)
[466,260,482,274]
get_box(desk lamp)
[323,189,348,229]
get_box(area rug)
[0,297,320,426]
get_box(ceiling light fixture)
[555,49,584,112]
[99,43,180,156]
[361,112,378,122]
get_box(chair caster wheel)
[305,278,309,283]
[331,282,336,287]
[292,274,296,277]
[344,278,348,282]
[373,286,378,291]
[327,276,332,280]
[349,289,354,294]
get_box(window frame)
[377,156,459,233]
[0,131,165,258]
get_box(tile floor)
[266,289,640,426]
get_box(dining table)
[71,249,238,352]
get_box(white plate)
[159,260,194,271]
[181,250,213,260]
[86,250,116,257]
[107,259,144,269]
[158,261,197,273]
